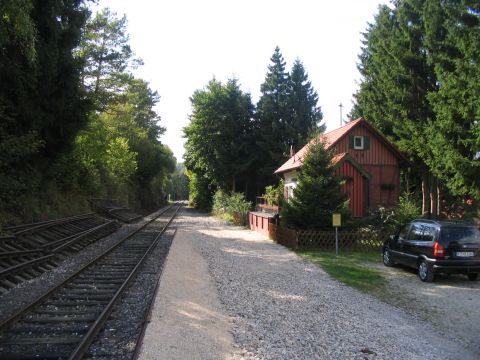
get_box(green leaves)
[281,141,349,230]
[184,78,255,196]
[353,0,480,198]
[105,137,138,183]
[256,48,323,187]
[78,7,142,110]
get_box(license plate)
[455,251,474,257]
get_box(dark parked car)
[383,219,480,282]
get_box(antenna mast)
[339,103,343,127]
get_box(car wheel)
[467,273,478,281]
[383,248,394,267]
[418,260,434,282]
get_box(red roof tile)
[274,117,408,174]
[274,118,364,174]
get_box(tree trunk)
[437,182,443,218]
[430,176,437,218]
[232,177,236,193]
[422,171,430,217]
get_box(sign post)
[332,213,341,256]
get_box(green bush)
[263,180,284,206]
[212,189,231,216]
[352,192,421,232]
[212,189,252,220]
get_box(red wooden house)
[274,118,408,218]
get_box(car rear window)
[441,226,480,245]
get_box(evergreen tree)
[256,48,323,190]
[281,140,348,230]
[256,47,292,185]
[78,7,142,110]
[352,1,439,212]
[423,0,480,197]
[288,59,324,149]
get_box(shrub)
[212,189,231,216]
[212,189,252,223]
[281,140,349,230]
[263,180,284,206]
[352,192,421,233]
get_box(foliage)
[73,9,173,210]
[0,0,90,213]
[298,250,385,294]
[212,190,231,216]
[184,78,256,207]
[0,4,176,222]
[255,47,292,185]
[184,49,324,209]
[288,59,324,148]
[281,140,349,230]
[212,190,252,221]
[186,169,213,210]
[256,47,323,187]
[422,0,480,197]
[78,7,142,110]
[105,137,137,184]
[354,192,421,233]
[352,1,480,199]
[164,163,189,201]
[262,180,284,206]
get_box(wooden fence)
[268,223,386,252]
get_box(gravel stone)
[180,209,477,360]
[0,206,170,324]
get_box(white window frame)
[353,136,364,150]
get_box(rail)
[0,202,182,359]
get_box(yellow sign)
[332,213,341,227]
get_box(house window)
[353,136,364,150]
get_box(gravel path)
[366,261,480,353]
[180,209,477,360]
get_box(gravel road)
[366,261,480,354]
[180,209,478,360]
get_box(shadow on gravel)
[365,261,480,353]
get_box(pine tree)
[281,140,348,230]
[352,1,439,212]
[256,47,291,186]
[288,59,324,150]
[423,0,480,197]
[78,8,142,110]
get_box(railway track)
[88,199,142,223]
[0,214,120,294]
[0,202,182,359]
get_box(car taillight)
[433,242,444,257]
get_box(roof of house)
[274,117,408,174]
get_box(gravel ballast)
[178,209,477,360]
[0,206,170,324]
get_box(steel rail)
[0,203,179,341]
[7,213,96,235]
[131,227,178,360]
[0,253,56,278]
[0,221,119,291]
[68,202,182,360]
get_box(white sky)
[93,0,386,161]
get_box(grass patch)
[297,250,386,294]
